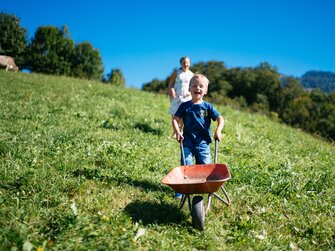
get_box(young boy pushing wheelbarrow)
[172,73,225,199]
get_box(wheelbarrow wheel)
[192,196,205,230]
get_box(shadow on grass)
[117,176,172,193]
[134,122,163,136]
[124,200,188,226]
[72,168,172,193]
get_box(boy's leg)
[181,145,193,165]
[195,141,211,164]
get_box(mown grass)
[0,71,334,250]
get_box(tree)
[282,96,312,127]
[315,92,335,139]
[192,61,232,96]
[277,77,306,112]
[71,42,104,80]
[307,89,327,131]
[226,67,256,103]
[106,69,125,86]
[26,25,74,75]
[142,78,168,94]
[278,79,311,128]
[0,12,28,66]
[250,93,270,114]
[253,62,281,110]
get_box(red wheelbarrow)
[162,140,231,230]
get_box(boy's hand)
[176,132,184,142]
[214,130,222,142]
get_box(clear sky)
[2,0,335,88]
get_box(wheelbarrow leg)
[179,195,187,209]
[212,140,231,206]
[213,186,231,206]
[187,195,191,212]
[179,195,191,211]
[206,193,213,214]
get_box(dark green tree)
[278,77,306,109]
[26,25,74,75]
[0,12,28,66]
[226,67,256,104]
[226,62,281,112]
[106,68,125,86]
[142,78,168,94]
[71,42,104,80]
[252,62,281,110]
[250,93,270,114]
[307,89,327,131]
[278,78,310,127]
[283,96,312,127]
[315,92,335,139]
[191,61,232,96]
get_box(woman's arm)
[167,70,177,98]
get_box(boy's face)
[189,78,208,102]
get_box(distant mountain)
[300,70,335,93]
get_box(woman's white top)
[169,68,193,115]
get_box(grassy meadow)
[0,71,334,250]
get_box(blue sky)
[2,0,335,88]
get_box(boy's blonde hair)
[190,73,210,87]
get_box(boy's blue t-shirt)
[175,100,220,144]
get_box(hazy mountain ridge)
[300,70,335,93]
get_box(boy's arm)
[172,115,184,142]
[214,115,224,141]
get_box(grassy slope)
[0,71,334,250]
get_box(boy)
[172,74,224,198]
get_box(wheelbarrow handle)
[180,142,186,166]
[214,139,218,164]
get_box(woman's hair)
[179,56,190,64]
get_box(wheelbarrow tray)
[162,164,231,194]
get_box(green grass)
[1,71,334,250]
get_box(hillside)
[1,71,334,250]
[300,70,335,93]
